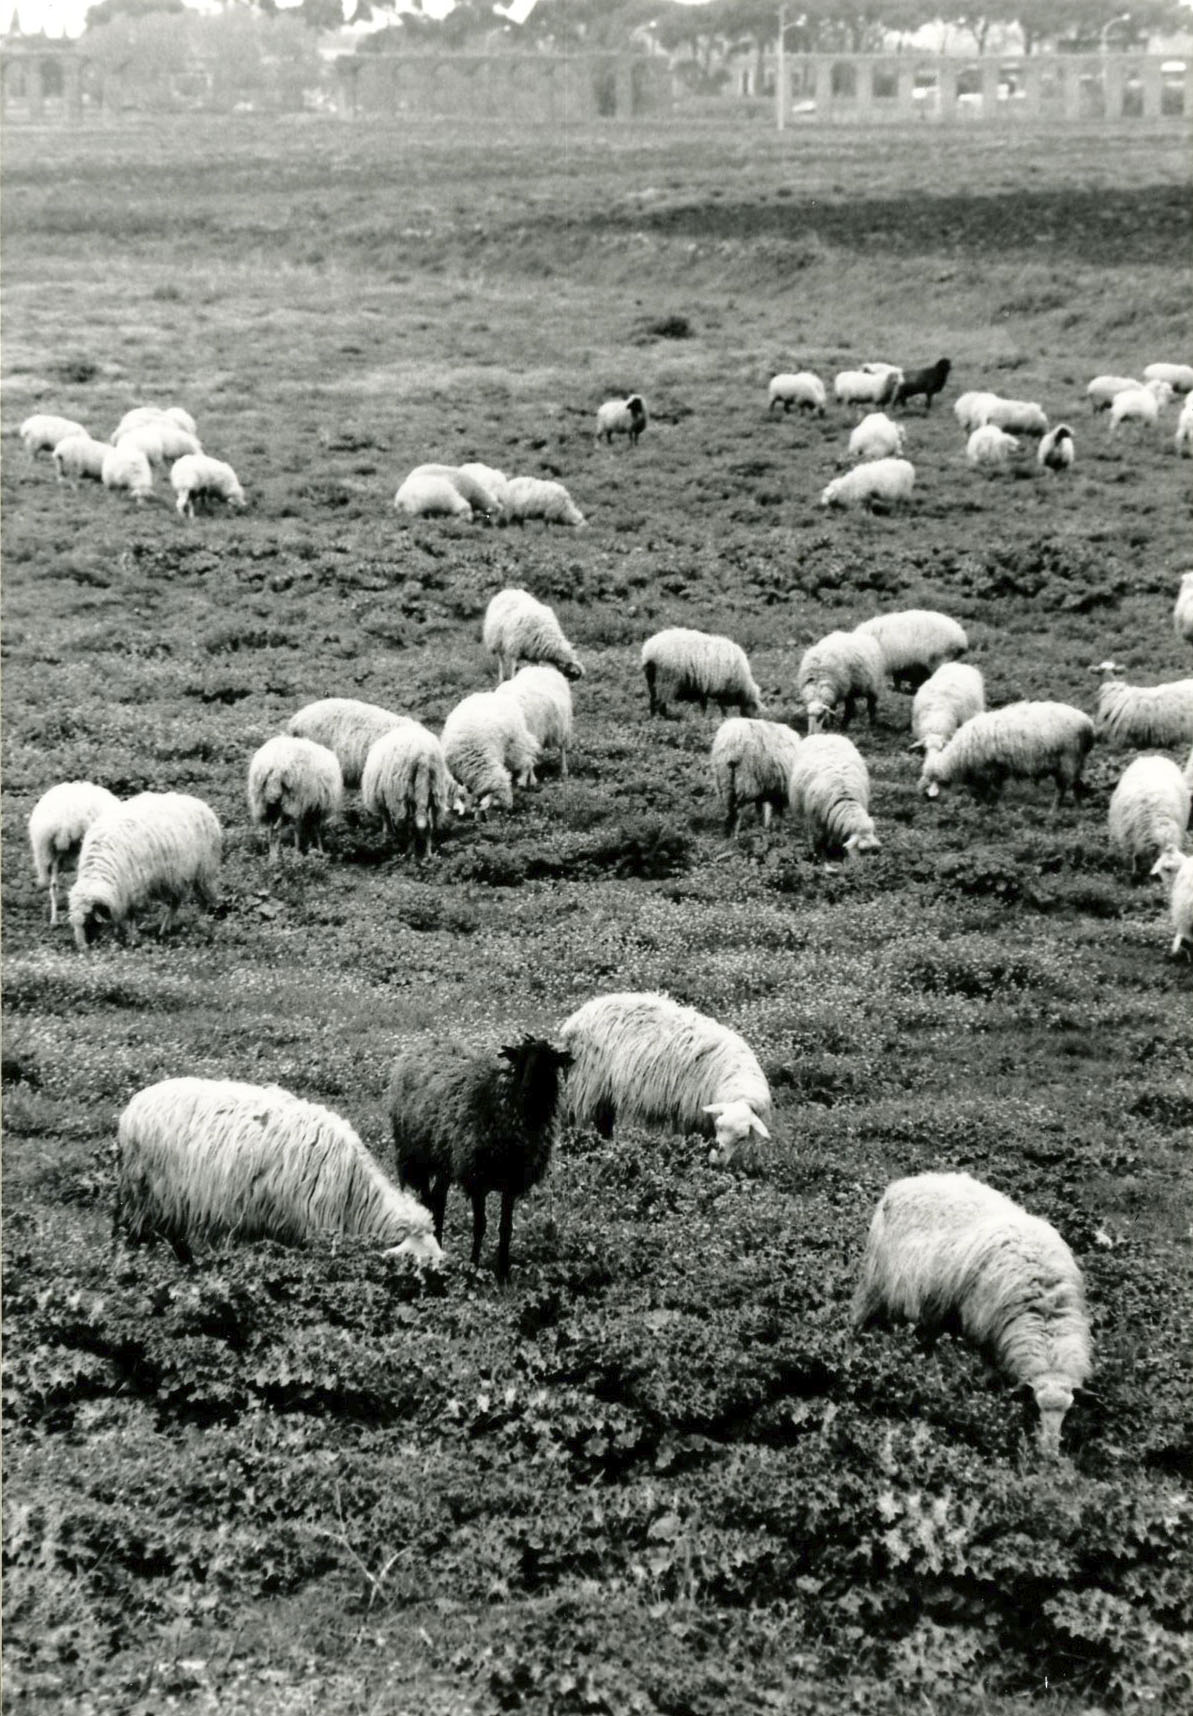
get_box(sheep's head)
[819,481,841,508]
[225,484,247,509]
[386,1228,445,1273]
[447,775,471,819]
[1032,1375,1077,1458]
[704,1099,770,1165]
[920,751,946,798]
[500,1038,573,1128]
[844,830,881,859]
[69,891,110,950]
[1090,659,1124,679]
[627,395,647,425]
[560,657,585,681]
[803,696,836,734]
[1150,847,1185,888]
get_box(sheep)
[820,457,914,512]
[117,420,202,465]
[1174,394,1193,457]
[360,721,457,858]
[966,424,1020,468]
[788,733,880,863]
[596,393,648,445]
[953,390,1001,433]
[287,698,409,789]
[983,397,1049,436]
[848,412,904,462]
[170,453,245,518]
[1143,362,1193,394]
[641,627,763,721]
[500,476,586,529]
[495,665,574,779]
[113,405,198,440]
[20,413,88,457]
[558,991,771,1166]
[910,663,987,757]
[403,464,502,518]
[1150,848,1193,957]
[796,630,884,732]
[833,368,903,410]
[892,357,951,411]
[710,717,802,835]
[768,372,826,416]
[1109,379,1172,435]
[388,1037,572,1279]
[100,442,154,504]
[1107,755,1191,876]
[115,1077,442,1270]
[28,780,121,926]
[851,1172,1092,1457]
[1174,573,1193,645]
[441,692,540,815]
[1037,423,1075,473]
[1086,375,1141,412]
[853,609,968,694]
[1094,672,1193,749]
[394,470,472,519]
[482,588,584,683]
[246,734,343,861]
[458,462,510,505]
[51,433,112,485]
[69,792,222,950]
[920,701,1095,807]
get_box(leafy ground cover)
[2,115,1191,1715]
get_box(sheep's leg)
[469,1191,487,1267]
[593,1100,615,1140]
[559,744,568,781]
[269,827,281,864]
[496,1191,516,1283]
[48,860,60,926]
[761,801,773,830]
[866,693,878,726]
[429,1175,449,1244]
[724,796,739,837]
[169,1234,195,1267]
[644,662,659,717]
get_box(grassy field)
[3,115,1192,1716]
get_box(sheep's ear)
[908,737,926,752]
[749,1116,770,1139]
[703,1103,727,1119]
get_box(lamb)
[287,698,409,789]
[596,393,648,445]
[482,588,584,683]
[495,665,574,779]
[115,1077,442,1270]
[69,791,222,949]
[820,457,914,511]
[246,734,343,861]
[953,391,1001,433]
[1109,379,1173,435]
[393,470,472,519]
[788,733,880,863]
[170,453,245,518]
[848,412,904,462]
[909,662,986,756]
[1094,668,1193,749]
[113,405,198,440]
[834,368,903,409]
[641,627,763,720]
[1174,573,1193,645]
[51,433,112,485]
[1037,423,1075,473]
[100,442,153,504]
[500,476,587,529]
[796,630,884,732]
[28,780,121,926]
[966,424,1020,468]
[1150,848,1193,957]
[388,1037,572,1279]
[1142,362,1193,394]
[1174,394,1193,457]
[892,357,951,411]
[851,1172,1092,1457]
[853,609,968,693]
[117,420,202,465]
[403,464,502,518]
[768,372,826,416]
[558,992,771,1166]
[360,721,458,858]
[710,717,801,834]
[920,702,1095,806]
[1107,755,1191,876]
[1086,375,1141,412]
[982,397,1049,436]
[441,691,540,815]
[20,413,88,456]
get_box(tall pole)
[776,4,786,130]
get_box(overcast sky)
[0,0,547,40]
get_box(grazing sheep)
[834,368,903,409]
[113,405,198,440]
[170,453,245,518]
[1143,362,1193,394]
[559,991,771,1166]
[710,717,801,835]
[910,663,986,757]
[854,609,968,693]
[500,476,587,528]
[788,733,879,863]
[983,397,1049,436]
[115,1077,442,1269]
[953,390,1001,433]
[1094,671,1193,749]
[441,692,540,815]
[966,424,1020,468]
[848,412,905,462]
[287,698,409,789]
[69,792,222,950]
[1109,380,1172,435]
[920,702,1095,806]
[1107,755,1191,876]
[20,413,88,456]
[51,434,112,485]
[852,1172,1092,1457]
[1150,848,1193,956]
[797,630,884,732]
[405,463,502,518]
[820,457,914,511]
[458,462,510,505]
[892,357,951,411]
[495,665,574,779]
[641,627,763,720]
[360,721,457,858]
[596,393,648,445]
[117,420,202,465]
[28,780,120,926]
[1174,573,1193,645]
[388,1037,572,1279]
[768,372,827,416]
[1086,375,1141,412]
[247,734,343,861]
[482,588,584,683]
[1174,394,1193,457]
[394,470,472,519]
[101,442,153,503]
[1038,423,1075,473]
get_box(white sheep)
[910,662,986,756]
[115,1077,442,1269]
[441,691,540,816]
[482,588,584,683]
[1094,670,1193,749]
[20,413,88,456]
[101,442,154,504]
[768,373,826,416]
[848,412,904,461]
[641,627,763,720]
[852,1172,1092,1457]
[500,476,587,529]
[1174,394,1193,457]
[1150,848,1193,956]
[458,462,510,505]
[983,397,1049,436]
[403,464,502,518]
[788,733,879,863]
[117,420,202,465]
[559,991,772,1166]
[596,394,648,444]
[820,457,914,511]
[394,470,472,519]
[1143,362,1193,394]
[1037,423,1075,473]
[953,390,1001,433]
[1107,755,1191,876]
[853,609,968,693]
[1109,379,1173,435]
[710,717,801,834]
[287,699,410,789]
[966,424,1020,467]
[834,368,902,409]
[68,792,222,949]
[170,453,245,518]
[1174,573,1193,645]
[495,665,574,779]
[247,734,343,861]
[1086,375,1141,412]
[360,721,458,857]
[920,701,1095,806]
[28,780,121,926]
[51,433,112,485]
[797,630,884,732]
[113,405,198,440]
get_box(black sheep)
[894,357,952,411]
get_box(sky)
[0,0,542,39]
